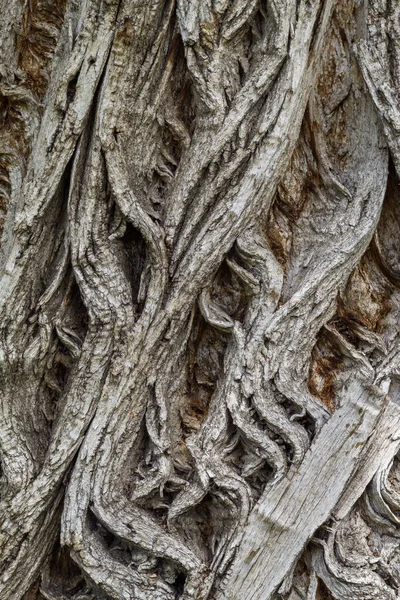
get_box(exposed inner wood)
[0,0,400,599]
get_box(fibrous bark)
[0,0,400,599]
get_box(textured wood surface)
[222,383,397,599]
[0,0,400,599]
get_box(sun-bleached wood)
[0,0,400,599]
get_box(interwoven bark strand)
[0,1,400,599]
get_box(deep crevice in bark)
[2,0,400,598]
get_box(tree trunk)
[1,0,400,598]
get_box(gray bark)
[0,0,400,599]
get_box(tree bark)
[0,0,400,599]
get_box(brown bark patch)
[21,581,40,600]
[308,164,399,412]
[17,0,68,98]
[0,0,67,236]
[316,578,336,600]
[339,254,392,333]
[266,113,321,271]
[339,161,399,335]
[0,90,31,227]
[308,331,344,412]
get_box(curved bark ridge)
[0,0,399,599]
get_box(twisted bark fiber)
[0,0,400,599]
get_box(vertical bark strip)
[0,1,400,599]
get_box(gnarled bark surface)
[0,1,400,599]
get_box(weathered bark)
[0,0,400,599]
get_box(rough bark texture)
[1,1,400,599]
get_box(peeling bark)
[1,1,400,599]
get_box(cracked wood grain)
[221,382,398,599]
[1,0,400,599]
